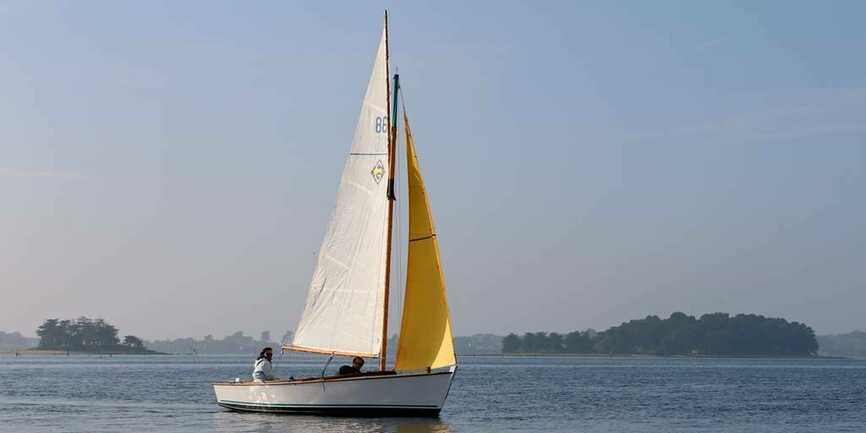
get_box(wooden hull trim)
[213,369,451,387]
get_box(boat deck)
[213,370,408,386]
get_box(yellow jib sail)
[394,112,456,371]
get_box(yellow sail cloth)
[395,113,457,371]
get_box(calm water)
[1,354,864,432]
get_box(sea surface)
[0,354,864,432]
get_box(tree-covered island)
[503,313,818,356]
[35,317,160,354]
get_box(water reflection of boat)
[212,411,453,433]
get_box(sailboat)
[213,12,457,416]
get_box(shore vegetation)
[503,312,818,356]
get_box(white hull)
[213,366,456,416]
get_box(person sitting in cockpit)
[338,356,364,375]
[252,347,277,382]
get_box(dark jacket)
[338,365,361,375]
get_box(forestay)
[290,24,390,357]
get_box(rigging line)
[275,333,290,371]
[320,353,335,378]
[398,80,410,119]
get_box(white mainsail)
[290,24,391,357]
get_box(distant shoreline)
[1,348,167,356]
[0,350,855,360]
[460,353,850,359]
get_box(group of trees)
[502,330,598,354]
[36,317,146,352]
[817,331,866,358]
[33,321,291,355]
[145,330,292,354]
[503,313,819,356]
[0,331,38,352]
[453,334,505,355]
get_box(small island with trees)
[33,317,160,354]
[503,312,819,356]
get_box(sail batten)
[394,112,457,371]
[291,22,390,357]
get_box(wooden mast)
[380,9,394,372]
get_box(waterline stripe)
[219,400,437,408]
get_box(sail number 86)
[375,116,389,133]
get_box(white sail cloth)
[291,25,390,356]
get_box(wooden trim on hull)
[217,400,442,417]
[213,369,450,387]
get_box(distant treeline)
[0,331,38,352]
[36,317,153,353]
[453,334,503,355]
[503,313,818,356]
[817,331,866,358]
[145,330,292,355]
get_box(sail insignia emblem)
[371,160,385,184]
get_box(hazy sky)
[1,1,864,340]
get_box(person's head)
[259,347,273,361]
[352,356,364,369]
